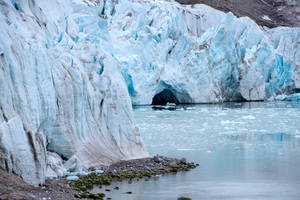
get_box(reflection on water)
[95,102,300,199]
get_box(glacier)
[106,0,299,104]
[0,0,148,185]
[0,0,299,185]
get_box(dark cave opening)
[152,89,179,105]
[293,88,300,93]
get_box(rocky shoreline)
[0,169,76,200]
[70,155,198,199]
[0,155,198,200]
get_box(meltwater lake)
[95,101,300,200]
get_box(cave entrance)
[152,89,179,105]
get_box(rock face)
[176,0,300,28]
[0,0,148,185]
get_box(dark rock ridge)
[176,0,300,28]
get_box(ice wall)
[0,0,148,185]
[107,0,299,104]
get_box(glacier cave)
[152,89,179,105]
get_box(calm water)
[93,102,300,200]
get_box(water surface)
[94,102,300,199]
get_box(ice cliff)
[107,0,299,104]
[0,0,148,185]
[0,0,299,185]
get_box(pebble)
[180,158,187,164]
[144,165,151,170]
[153,155,160,163]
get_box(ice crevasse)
[0,0,299,185]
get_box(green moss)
[169,166,180,173]
[88,193,99,199]
[178,197,192,200]
[74,192,105,199]
[69,161,199,193]
[71,173,115,192]
[79,193,89,198]
[97,193,105,198]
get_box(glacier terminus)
[0,0,299,187]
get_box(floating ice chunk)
[221,120,244,124]
[275,93,300,101]
[242,115,256,120]
[177,148,195,151]
[275,94,287,101]
[284,93,300,101]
